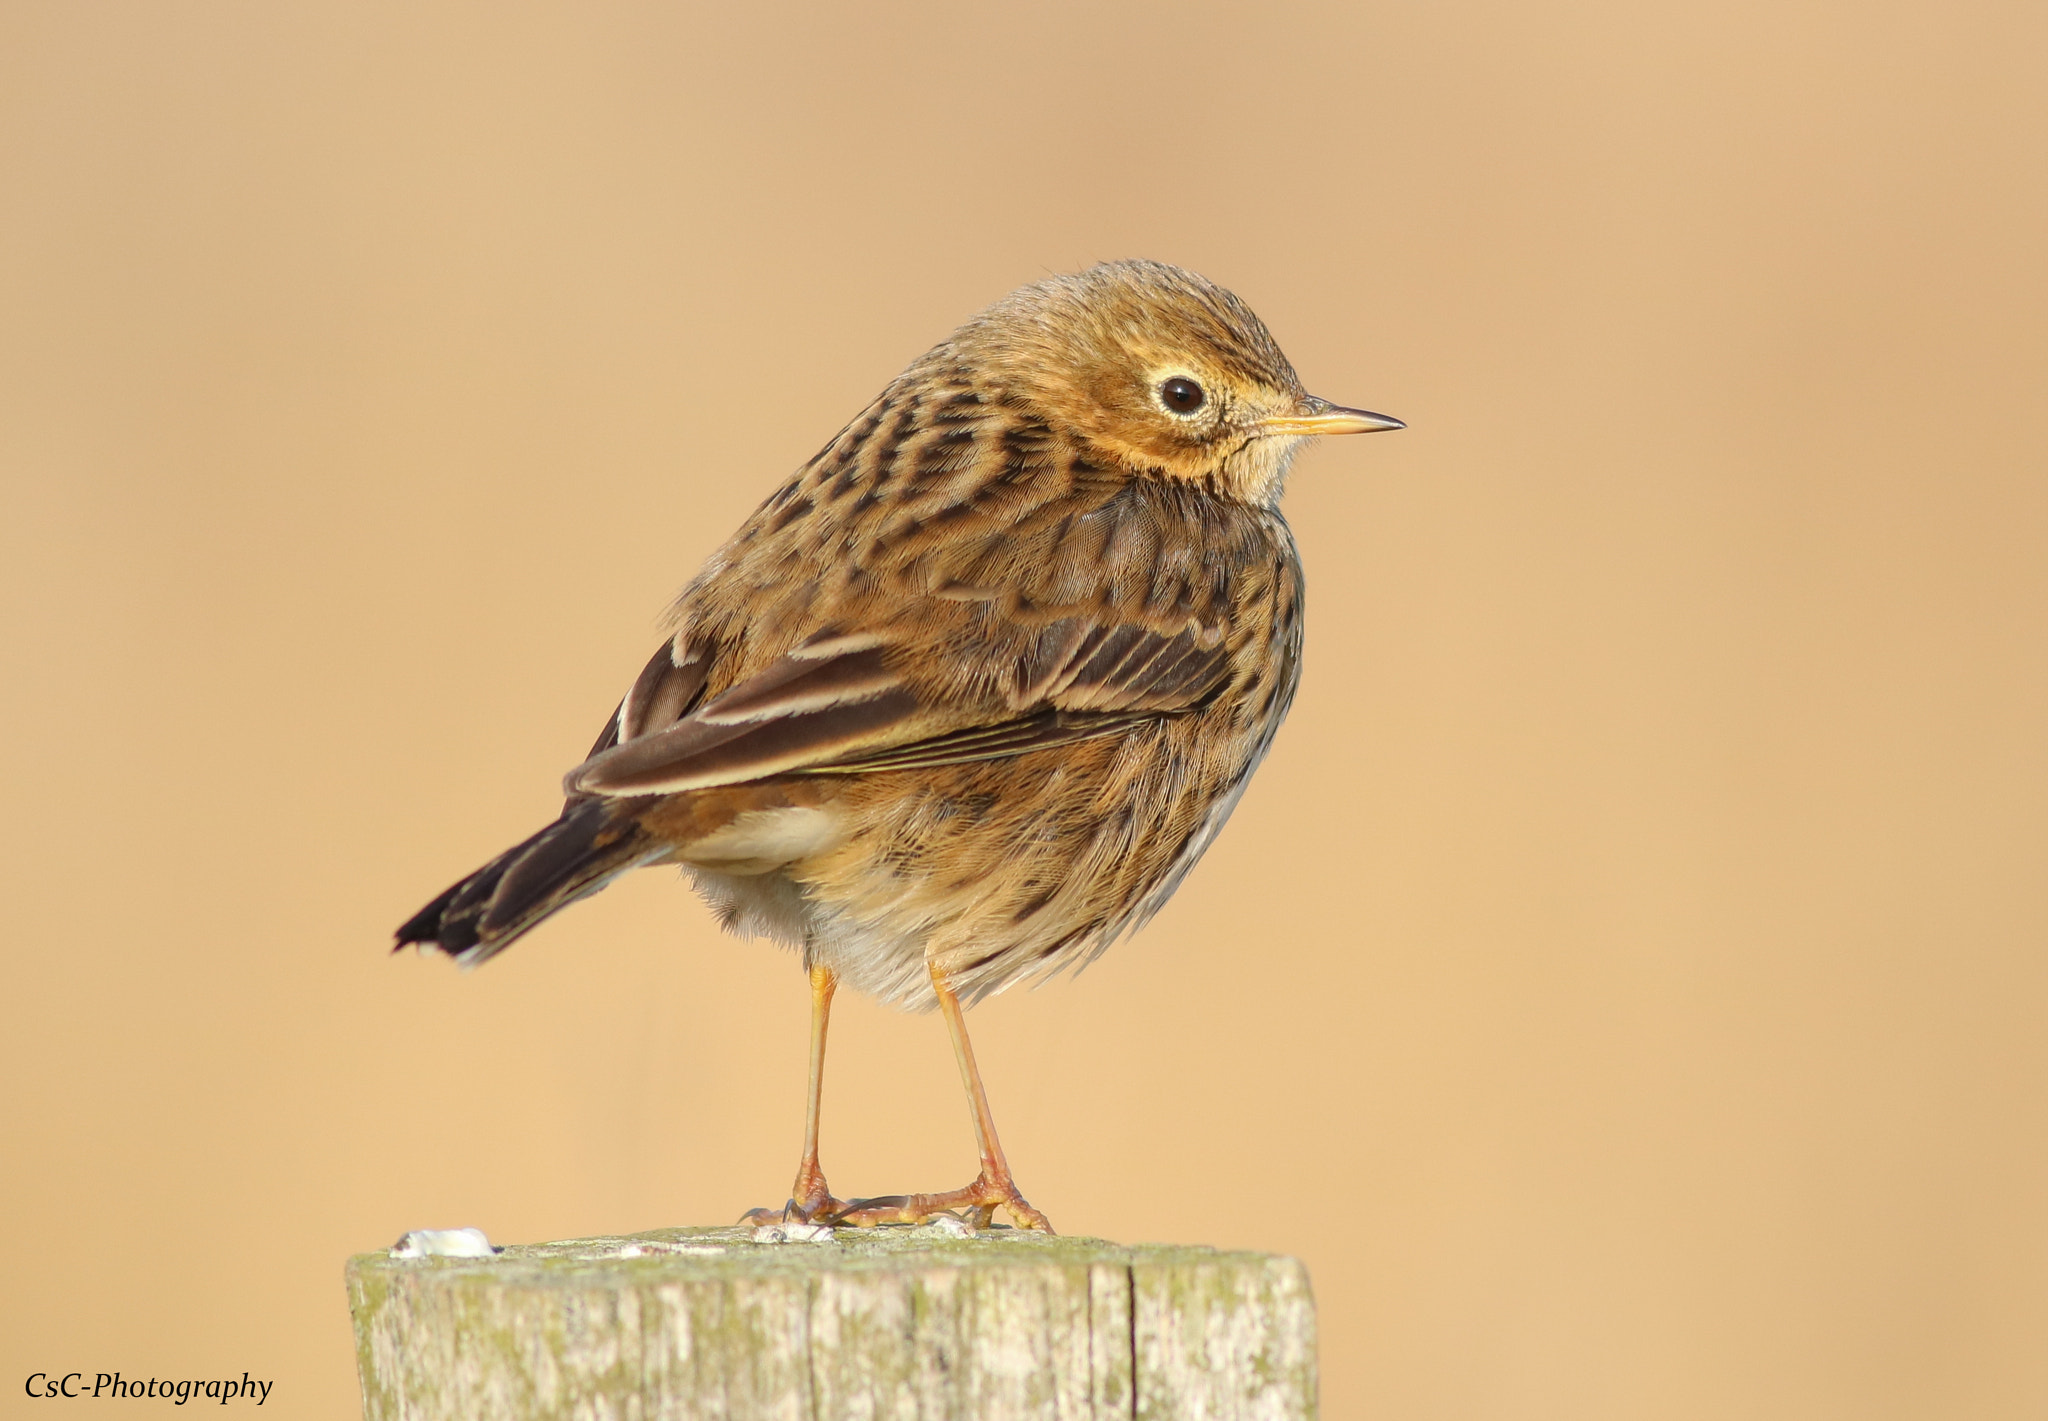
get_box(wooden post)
[346,1223,1316,1420]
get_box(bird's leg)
[783,962,843,1219]
[933,962,1051,1230]
[741,963,848,1225]
[829,962,1054,1232]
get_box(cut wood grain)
[346,1224,1316,1420]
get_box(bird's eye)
[1159,377,1205,415]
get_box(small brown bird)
[397,260,1401,1231]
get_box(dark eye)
[1159,377,1205,414]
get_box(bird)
[395,259,1402,1232]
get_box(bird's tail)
[395,798,663,966]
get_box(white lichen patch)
[644,1241,728,1256]
[390,1227,497,1259]
[915,1215,976,1239]
[750,1222,836,1244]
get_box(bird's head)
[949,259,1401,504]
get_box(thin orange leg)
[741,964,847,1225]
[829,962,1054,1232]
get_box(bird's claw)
[739,1164,846,1226]
[821,1173,1054,1233]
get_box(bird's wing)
[564,611,1233,798]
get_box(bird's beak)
[1257,396,1405,437]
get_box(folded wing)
[566,612,1233,799]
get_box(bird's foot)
[825,1171,1054,1233]
[739,1160,846,1226]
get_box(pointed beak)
[1257,396,1405,438]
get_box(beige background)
[3,1,2044,1416]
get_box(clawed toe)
[739,1172,846,1227]
[739,1199,847,1226]
[818,1194,927,1228]
[820,1175,1053,1232]
[741,1202,826,1226]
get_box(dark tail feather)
[395,798,658,966]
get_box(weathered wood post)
[346,1223,1316,1419]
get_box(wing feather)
[571,685,924,795]
[619,640,710,741]
[806,709,1157,774]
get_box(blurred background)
[3,1,2044,1416]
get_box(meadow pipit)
[397,260,1402,1231]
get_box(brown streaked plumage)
[397,259,1402,1231]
